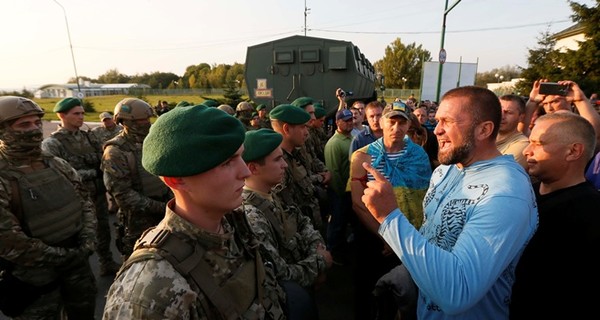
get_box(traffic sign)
[439,48,447,64]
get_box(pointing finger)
[362,162,386,182]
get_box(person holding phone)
[524,79,600,153]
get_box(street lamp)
[401,77,407,90]
[52,0,81,96]
[495,73,504,83]
[377,73,386,103]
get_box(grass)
[33,94,238,121]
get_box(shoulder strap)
[133,227,252,320]
[245,193,285,242]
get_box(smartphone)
[539,82,569,96]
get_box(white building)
[552,23,586,52]
[34,82,150,99]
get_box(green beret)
[256,104,266,111]
[54,97,82,113]
[175,100,193,108]
[291,97,313,109]
[314,105,326,118]
[242,129,283,162]
[269,104,311,125]
[142,105,245,177]
[202,99,219,108]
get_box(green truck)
[244,35,377,116]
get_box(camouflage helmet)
[236,101,254,112]
[0,96,44,124]
[217,104,235,115]
[114,98,153,121]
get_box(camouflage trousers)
[14,257,97,320]
[93,191,115,266]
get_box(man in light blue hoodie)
[362,86,538,319]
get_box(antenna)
[304,0,311,36]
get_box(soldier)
[91,111,123,145]
[270,104,323,231]
[103,105,286,319]
[41,97,120,276]
[0,96,97,319]
[256,104,272,129]
[241,128,333,318]
[101,98,172,261]
[236,101,255,131]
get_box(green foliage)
[475,65,522,87]
[517,1,600,96]
[374,38,432,89]
[0,88,34,98]
[82,100,96,113]
[223,80,243,106]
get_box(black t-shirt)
[510,181,600,319]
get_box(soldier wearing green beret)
[256,104,272,129]
[0,96,97,319]
[241,128,333,319]
[310,103,329,162]
[100,98,172,261]
[42,97,121,276]
[291,98,331,233]
[103,105,286,320]
[269,104,326,232]
[249,112,261,130]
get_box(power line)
[311,19,571,35]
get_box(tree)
[374,38,431,88]
[475,65,522,87]
[514,29,563,96]
[559,0,600,94]
[97,69,130,83]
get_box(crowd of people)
[0,79,599,319]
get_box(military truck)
[244,35,377,116]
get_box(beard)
[438,129,475,165]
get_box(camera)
[539,82,569,96]
[339,89,353,98]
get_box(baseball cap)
[336,109,353,121]
[99,112,113,120]
[383,102,410,120]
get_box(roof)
[552,23,585,40]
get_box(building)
[34,82,150,99]
[552,23,586,52]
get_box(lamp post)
[52,0,81,96]
[435,0,462,103]
[495,73,504,83]
[377,73,386,103]
[401,77,407,90]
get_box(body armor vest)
[243,192,299,257]
[51,130,101,171]
[105,136,169,200]
[1,158,83,246]
[122,210,268,320]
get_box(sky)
[0,0,595,91]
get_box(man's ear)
[565,142,585,162]
[247,162,259,175]
[162,176,184,190]
[476,121,495,141]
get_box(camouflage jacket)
[41,126,104,196]
[103,205,286,320]
[91,124,123,145]
[101,133,171,230]
[277,148,321,228]
[242,187,326,287]
[0,153,96,284]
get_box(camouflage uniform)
[41,125,119,274]
[242,188,327,287]
[103,205,286,320]
[308,126,327,162]
[0,98,97,319]
[101,132,172,259]
[277,148,322,230]
[91,123,123,145]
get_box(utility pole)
[435,0,461,103]
[53,0,81,96]
[304,0,310,36]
